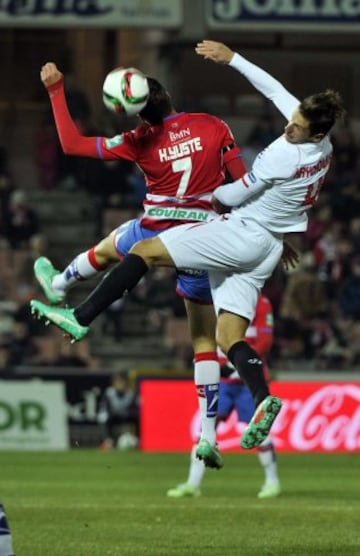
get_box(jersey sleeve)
[97,132,138,162]
[217,119,247,180]
[46,79,99,157]
[230,53,300,120]
[213,133,299,207]
[213,171,268,207]
[47,79,138,162]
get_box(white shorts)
[159,215,283,320]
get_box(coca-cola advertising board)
[140,380,360,453]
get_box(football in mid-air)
[102,67,149,116]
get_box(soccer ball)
[117,432,138,451]
[102,67,149,116]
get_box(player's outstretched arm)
[40,62,99,158]
[196,40,298,120]
[195,40,234,64]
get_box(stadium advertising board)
[206,0,360,32]
[0,0,182,28]
[13,371,111,425]
[0,380,68,450]
[140,380,360,453]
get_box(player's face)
[284,109,311,144]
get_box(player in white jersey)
[31,40,344,452]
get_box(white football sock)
[257,435,279,484]
[52,250,101,293]
[194,353,220,446]
[186,444,206,488]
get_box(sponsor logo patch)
[105,135,124,149]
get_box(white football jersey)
[228,53,333,233]
[234,134,332,233]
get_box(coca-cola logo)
[273,384,360,451]
[190,384,360,452]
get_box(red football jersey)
[98,112,242,229]
[47,80,245,230]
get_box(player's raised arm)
[195,40,299,120]
[40,62,99,157]
[40,62,63,88]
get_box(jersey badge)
[266,314,274,326]
[105,135,124,149]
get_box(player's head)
[139,77,174,125]
[284,89,345,144]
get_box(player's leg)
[216,310,281,449]
[167,443,203,498]
[30,230,175,338]
[30,218,252,335]
[184,297,223,468]
[257,436,281,498]
[167,386,232,497]
[34,229,118,303]
[64,217,258,331]
[235,384,280,497]
[217,310,270,406]
[30,218,282,344]
[34,218,145,304]
[30,223,169,339]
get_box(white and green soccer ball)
[117,432,138,451]
[102,67,149,116]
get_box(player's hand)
[281,240,300,271]
[195,40,234,64]
[40,62,63,88]
[211,195,231,214]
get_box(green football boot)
[30,300,89,342]
[34,257,65,304]
[257,481,281,499]
[195,439,223,469]
[166,483,201,498]
[241,395,282,450]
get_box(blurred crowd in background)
[0,80,359,374]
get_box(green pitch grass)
[1,451,359,556]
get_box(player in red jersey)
[34,63,246,469]
[167,294,281,499]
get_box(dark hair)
[299,89,345,136]
[139,77,173,125]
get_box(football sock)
[187,444,205,488]
[227,341,270,407]
[194,352,220,446]
[75,253,148,326]
[53,248,107,292]
[257,436,279,483]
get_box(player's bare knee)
[130,237,173,267]
[216,326,246,354]
[130,238,157,266]
[94,235,118,265]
